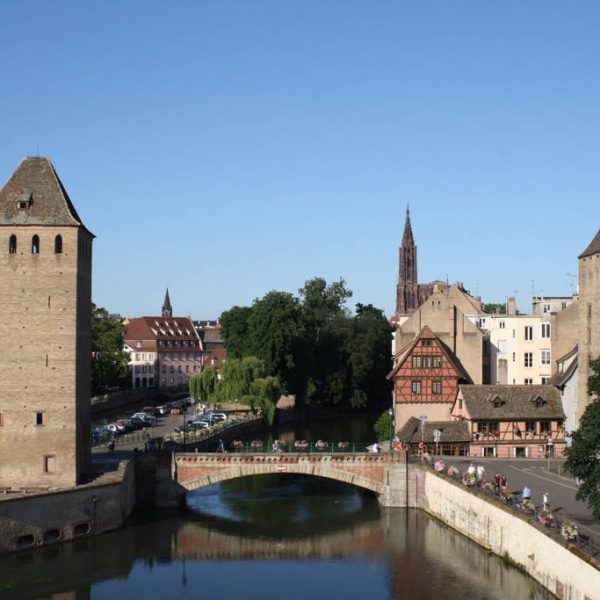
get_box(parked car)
[183,397,196,406]
[205,411,227,421]
[131,412,157,426]
[142,406,161,417]
[115,419,134,432]
[130,417,149,430]
[105,423,124,434]
[156,404,170,415]
[190,418,211,429]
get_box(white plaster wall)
[418,469,600,600]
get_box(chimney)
[507,297,517,316]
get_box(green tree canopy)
[483,302,507,314]
[565,357,600,521]
[218,277,393,412]
[91,304,128,394]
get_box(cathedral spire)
[402,206,414,247]
[162,288,172,317]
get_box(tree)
[220,306,253,358]
[565,357,600,520]
[91,304,128,394]
[346,304,393,408]
[483,302,507,315]
[192,364,219,405]
[247,291,306,392]
[374,410,393,442]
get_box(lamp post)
[388,407,394,453]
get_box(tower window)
[32,235,40,254]
[54,235,63,254]
[8,234,17,254]
[35,412,44,426]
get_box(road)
[446,456,600,543]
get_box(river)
[0,413,555,599]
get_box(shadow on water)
[0,475,555,600]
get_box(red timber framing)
[389,326,469,405]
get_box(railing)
[413,455,600,560]
[91,414,264,449]
[178,441,375,454]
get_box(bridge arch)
[174,453,390,497]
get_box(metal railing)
[415,455,600,560]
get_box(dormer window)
[493,398,503,408]
[17,195,32,210]
[529,394,546,408]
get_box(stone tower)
[162,288,172,317]
[0,157,94,488]
[577,228,600,421]
[396,208,420,314]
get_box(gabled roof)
[579,228,600,259]
[396,417,471,443]
[388,325,471,381]
[459,385,564,420]
[0,157,92,235]
[124,316,201,346]
[549,355,578,388]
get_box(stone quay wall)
[409,465,600,600]
[0,459,136,556]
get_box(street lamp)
[388,407,394,453]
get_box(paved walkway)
[436,456,600,547]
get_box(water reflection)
[0,476,553,600]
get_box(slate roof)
[459,385,564,420]
[0,157,92,234]
[396,417,471,443]
[579,228,600,259]
[549,353,578,388]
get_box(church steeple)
[162,288,172,317]
[402,206,415,247]
[396,207,419,314]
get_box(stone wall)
[410,466,600,600]
[0,459,135,556]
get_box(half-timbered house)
[452,384,566,458]
[389,325,472,430]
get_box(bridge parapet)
[173,452,407,506]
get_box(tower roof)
[0,157,92,234]
[579,228,600,259]
[163,288,172,311]
[401,207,415,247]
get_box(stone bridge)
[171,452,408,507]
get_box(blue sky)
[1,1,598,318]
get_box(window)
[169,366,174,373]
[54,235,62,254]
[43,455,56,473]
[540,421,551,434]
[524,378,533,385]
[512,352,516,363]
[478,421,499,433]
[35,412,44,426]
[412,356,422,368]
[499,320,505,329]
[0,412,3,426]
[561,302,567,309]
[541,323,550,338]
[8,234,17,254]
[525,421,535,433]
[422,356,432,368]
[135,353,140,361]
[541,350,551,365]
[524,353,533,368]
[524,326,533,341]
[31,235,40,254]
[432,356,442,368]
[161,365,166,374]
[411,381,421,395]
[422,340,432,346]
[432,381,441,395]
[541,377,550,384]
[543,304,551,313]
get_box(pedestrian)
[523,485,531,500]
[543,492,550,510]
[500,473,507,488]
[467,463,476,476]
[476,464,485,481]
[575,476,582,488]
